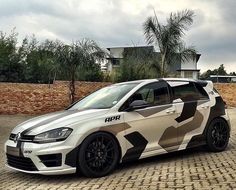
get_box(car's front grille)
[9,133,16,141]
[6,154,38,171]
[38,153,62,167]
[9,133,34,142]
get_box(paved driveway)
[0,109,236,190]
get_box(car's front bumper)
[5,164,76,175]
[4,135,80,175]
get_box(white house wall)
[181,58,197,70]
[109,48,124,58]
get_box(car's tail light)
[224,101,228,109]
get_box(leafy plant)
[143,9,197,77]
[56,39,106,103]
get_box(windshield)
[69,83,138,110]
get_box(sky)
[0,0,235,73]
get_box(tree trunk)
[53,70,57,85]
[161,47,167,78]
[48,71,51,88]
[161,54,165,78]
[69,73,75,104]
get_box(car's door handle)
[166,108,176,114]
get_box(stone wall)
[0,82,235,115]
[0,81,111,115]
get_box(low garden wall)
[214,83,236,108]
[0,81,111,115]
[0,82,235,115]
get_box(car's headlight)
[33,128,73,143]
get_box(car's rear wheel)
[77,132,119,177]
[206,118,230,152]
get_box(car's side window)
[194,83,209,100]
[171,82,208,102]
[130,82,171,106]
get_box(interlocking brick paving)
[0,109,236,190]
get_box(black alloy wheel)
[77,132,119,177]
[206,118,230,152]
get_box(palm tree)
[56,39,106,103]
[143,9,197,77]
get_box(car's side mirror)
[127,100,149,111]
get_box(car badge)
[14,132,21,143]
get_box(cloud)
[0,0,235,72]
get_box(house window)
[111,58,120,66]
[184,71,193,78]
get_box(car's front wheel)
[206,118,230,152]
[77,132,119,177]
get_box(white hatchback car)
[5,78,231,177]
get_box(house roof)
[196,54,201,63]
[107,45,154,51]
[176,69,200,72]
[210,75,236,78]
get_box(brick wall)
[0,82,235,115]
[0,81,111,115]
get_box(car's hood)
[12,109,109,135]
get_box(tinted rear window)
[172,82,209,102]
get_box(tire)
[206,118,230,152]
[77,132,119,177]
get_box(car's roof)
[162,78,196,82]
[113,79,158,86]
[114,78,202,86]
